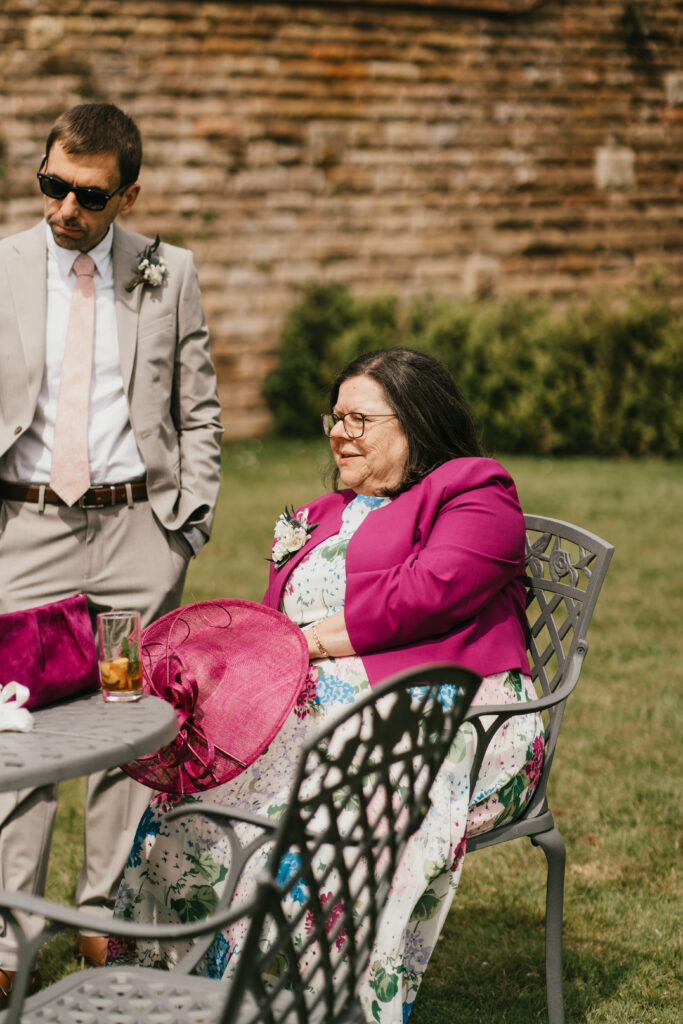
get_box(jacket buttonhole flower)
[126,234,168,293]
[270,505,318,570]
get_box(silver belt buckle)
[77,490,100,509]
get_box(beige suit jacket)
[0,221,223,537]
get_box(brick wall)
[1,0,681,437]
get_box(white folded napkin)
[0,681,34,732]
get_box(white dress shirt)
[0,222,146,486]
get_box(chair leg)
[532,827,566,1024]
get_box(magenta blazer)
[263,457,531,686]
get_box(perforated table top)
[0,691,178,792]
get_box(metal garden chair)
[463,514,614,1024]
[0,663,480,1024]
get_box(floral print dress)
[110,494,544,1023]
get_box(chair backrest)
[219,663,480,1024]
[521,514,614,813]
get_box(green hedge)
[263,279,683,456]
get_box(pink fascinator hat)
[121,599,308,794]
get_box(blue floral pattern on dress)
[315,667,356,706]
[409,682,460,709]
[201,935,231,978]
[276,850,309,902]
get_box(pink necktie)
[50,252,96,506]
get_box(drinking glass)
[96,611,143,702]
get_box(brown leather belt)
[0,480,148,509]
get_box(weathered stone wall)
[1,0,681,436]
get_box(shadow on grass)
[411,901,635,1024]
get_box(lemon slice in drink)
[100,657,130,688]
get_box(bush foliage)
[263,279,683,456]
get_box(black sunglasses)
[37,162,130,212]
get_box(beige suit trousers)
[0,496,191,966]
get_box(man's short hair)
[45,103,142,186]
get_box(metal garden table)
[0,690,178,792]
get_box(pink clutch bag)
[0,593,99,710]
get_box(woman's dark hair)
[45,103,142,186]
[329,347,484,496]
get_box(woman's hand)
[303,610,356,661]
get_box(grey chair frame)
[0,663,480,1024]
[463,514,614,1024]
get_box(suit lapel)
[112,224,143,393]
[5,223,47,395]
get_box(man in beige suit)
[0,103,223,997]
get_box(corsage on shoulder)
[270,506,318,570]
[126,234,168,292]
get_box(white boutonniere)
[270,506,318,570]
[126,234,168,292]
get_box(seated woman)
[110,348,544,1023]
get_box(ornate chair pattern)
[463,514,614,1024]
[0,664,480,1024]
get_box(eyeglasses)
[37,164,130,212]
[321,411,397,439]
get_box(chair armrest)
[166,802,277,834]
[463,677,571,724]
[0,883,267,1024]
[463,647,584,725]
[0,886,259,945]
[463,650,583,795]
[0,799,278,998]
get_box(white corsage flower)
[270,506,318,570]
[126,235,168,292]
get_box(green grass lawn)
[46,443,682,1022]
